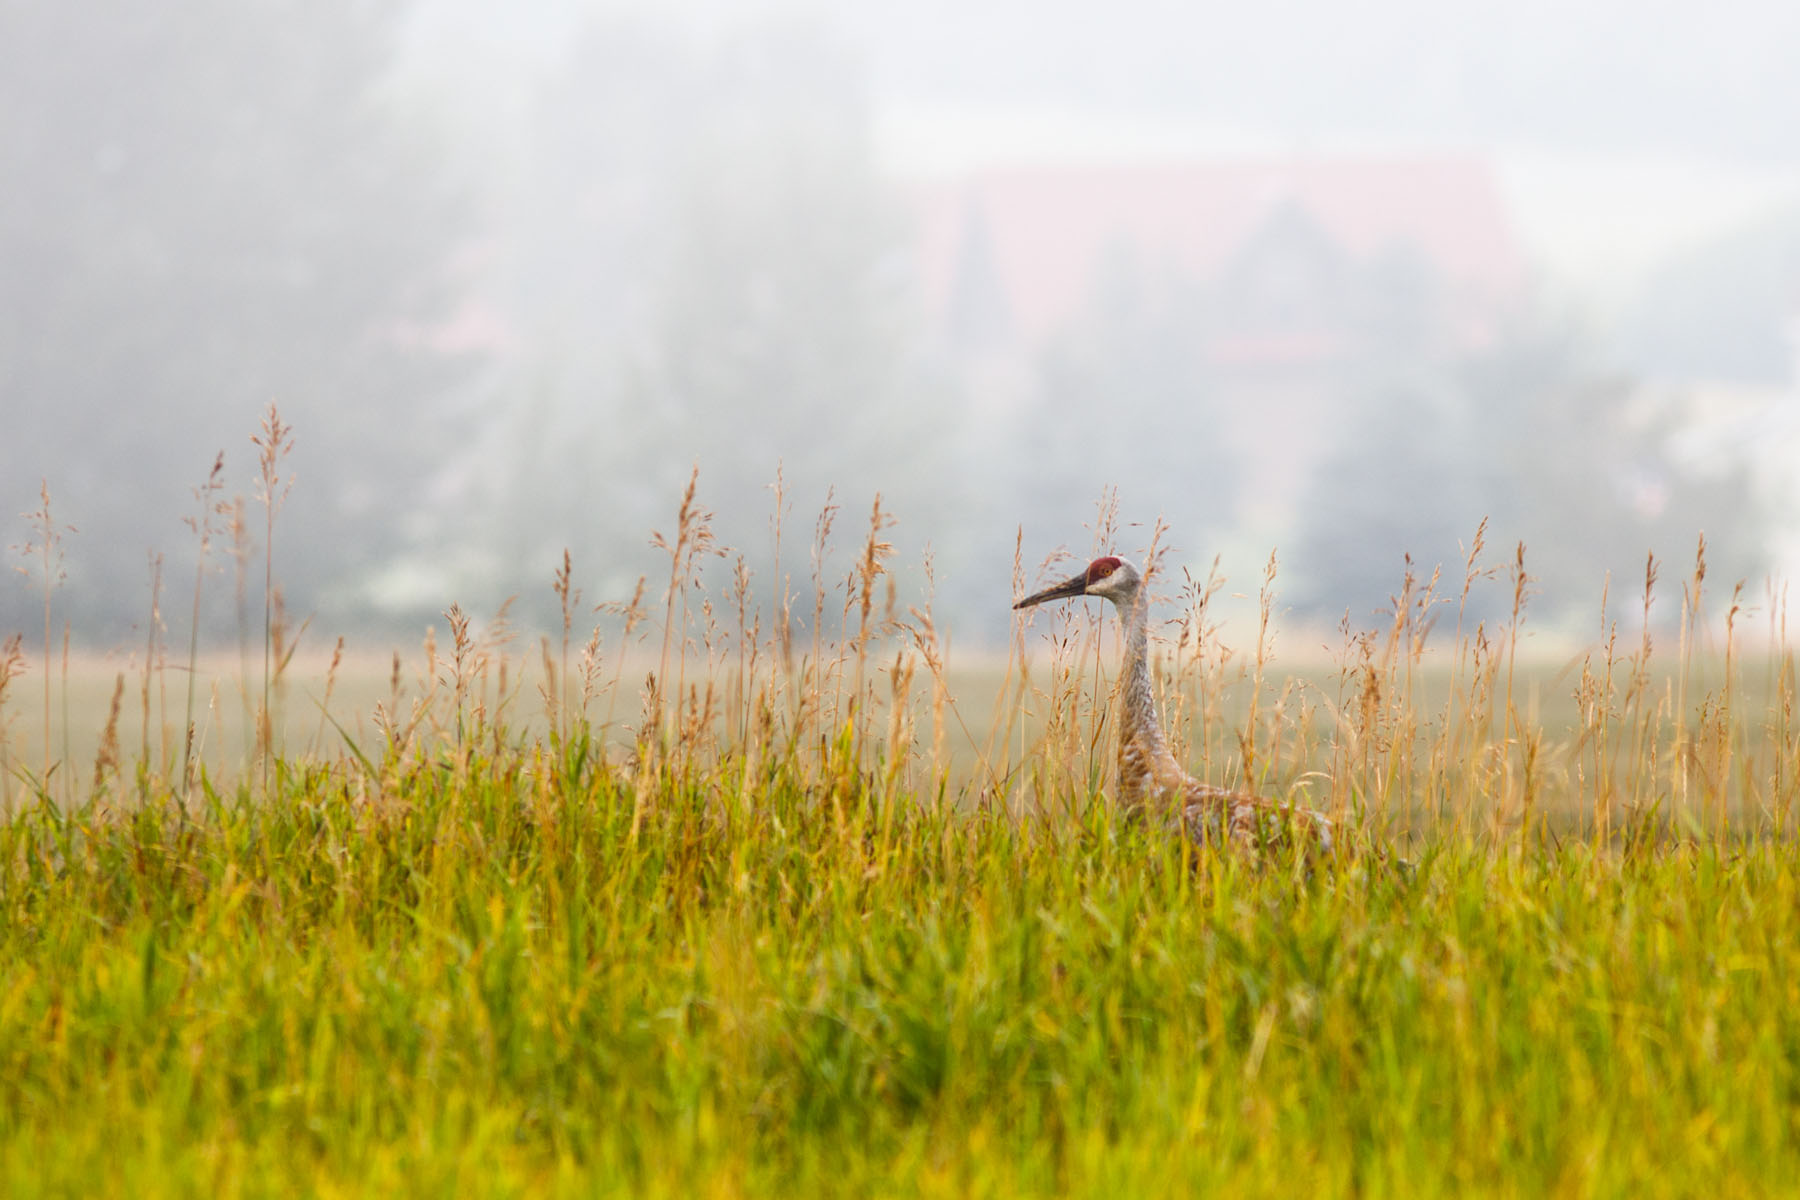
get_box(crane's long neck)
[1116,589,1159,738]
[1112,587,1184,806]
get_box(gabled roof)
[910,157,1527,351]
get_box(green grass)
[7,465,1800,1195]
[4,754,1799,1198]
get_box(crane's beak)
[1013,571,1088,610]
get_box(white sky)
[399,0,1800,306]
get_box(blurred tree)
[1288,370,1486,624]
[1616,202,1800,386]
[1463,327,1765,626]
[1020,246,1238,566]
[484,17,961,627]
[1291,323,1767,628]
[0,0,472,637]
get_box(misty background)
[4,0,1799,649]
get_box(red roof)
[910,157,1526,352]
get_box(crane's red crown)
[1086,556,1123,584]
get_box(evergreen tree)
[0,0,472,636]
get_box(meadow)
[5,438,1800,1196]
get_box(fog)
[5,0,1799,648]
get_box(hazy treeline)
[0,1,1779,649]
[1,0,474,638]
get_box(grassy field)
[5,472,1800,1196]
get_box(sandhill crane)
[1014,555,1335,859]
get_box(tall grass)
[180,451,228,797]
[250,404,296,794]
[16,480,71,791]
[5,420,1800,1195]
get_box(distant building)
[907,157,1529,541]
[913,157,1526,364]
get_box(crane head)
[1013,555,1140,610]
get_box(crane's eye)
[1088,556,1120,582]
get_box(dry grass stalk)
[769,464,795,671]
[310,636,346,758]
[181,451,228,792]
[17,480,73,792]
[91,672,125,796]
[648,466,721,761]
[0,633,26,813]
[225,496,253,765]
[549,550,577,743]
[806,490,840,740]
[251,404,295,794]
[1674,535,1707,824]
[140,552,163,778]
[848,495,895,756]
[14,413,1800,862]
